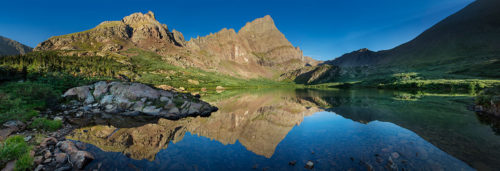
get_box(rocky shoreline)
[61,81,218,119]
[0,81,219,171]
[472,86,500,117]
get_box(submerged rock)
[62,81,218,119]
[305,161,314,169]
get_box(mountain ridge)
[34,12,316,79]
[0,35,33,55]
[287,0,500,84]
[327,0,500,68]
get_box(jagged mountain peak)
[34,13,313,79]
[239,15,278,34]
[35,10,184,53]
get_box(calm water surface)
[66,89,500,170]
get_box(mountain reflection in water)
[66,88,500,170]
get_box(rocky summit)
[34,12,317,79]
[35,11,184,56]
[187,15,309,78]
[62,81,218,120]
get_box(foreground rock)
[34,137,94,170]
[62,81,217,119]
[0,120,26,141]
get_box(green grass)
[125,48,293,88]
[14,153,33,171]
[29,118,62,132]
[0,73,102,125]
[0,136,33,170]
[306,70,500,93]
[0,82,58,124]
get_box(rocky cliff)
[0,35,32,55]
[187,15,310,78]
[34,12,316,79]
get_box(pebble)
[305,161,314,169]
[43,158,52,164]
[34,156,44,165]
[391,152,400,159]
[55,153,68,164]
[43,150,52,159]
[361,161,374,171]
[76,111,84,117]
[387,156,398,170]
[54,116,64,121]
[24,135,32,142]
[289,160,297,166]
[34,164,44,171]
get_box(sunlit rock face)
[187,15,311,78]
[35,11,183,54]
[34,11,317,79]
[67,90,322,160]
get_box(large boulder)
[63,86,94,104]
[62,81,218,119]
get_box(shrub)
[476,86,500,106]
[0,136,32,170]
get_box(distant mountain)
[35,12,316,79]
[0,35,32,55]
[324,48,383,67]
[326,0,500,76]
[283,0,497,84]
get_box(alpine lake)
[64,88,500,171]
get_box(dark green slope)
[327,0,500,78]
[0,35,33,55]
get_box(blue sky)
[0,0,473,60]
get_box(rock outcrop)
[62,81,218,119]
[0,35,33,55]
[35,11,182,56]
